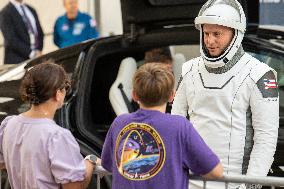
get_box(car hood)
[0,62,27,82]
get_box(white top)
[0,115,86,189]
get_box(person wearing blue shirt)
[53,0,99,48]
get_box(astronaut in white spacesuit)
[171,0,279,188]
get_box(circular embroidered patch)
[115,122,166,180]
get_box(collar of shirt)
[10,0,25,15]
[10,0,38,35]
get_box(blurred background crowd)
[0,0,124,65]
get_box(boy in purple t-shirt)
[101,63,223,189]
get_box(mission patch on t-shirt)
[115,122,166,180]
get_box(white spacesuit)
[172,0,279,188]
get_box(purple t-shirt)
[102,109,219,189]
[0,115,86,189]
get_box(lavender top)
[102,109,220,189]
[0,115,86,189]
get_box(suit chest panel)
[185,61,253,118]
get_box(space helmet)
[194,0,246,68]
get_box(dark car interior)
[91,50,144,126]
[73,32,198,145]
[79,45,165,144]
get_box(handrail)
[94,165,111,176]
[1,166,284,189]
[93,165,284,189]
[93,166,111,189]
[189,174,284,186]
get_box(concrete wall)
[0,0,95,65]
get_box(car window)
[248,51,284,86]
[248,51,284,116]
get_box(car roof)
[120,0,259,34]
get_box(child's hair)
[20,60,70,105]
[144,47,173,64]
[133,63,174,107]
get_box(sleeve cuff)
[54,160,86,184]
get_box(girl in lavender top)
[101,63,223,189]
[0,61,98,189]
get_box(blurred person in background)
[54,0,99,48]
[0,0,44,64]
[144,47,177,113]
[144,47,173,72]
